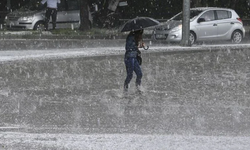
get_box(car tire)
[189,31,196,45]
[34,21,45,31]
[231,30,243,44]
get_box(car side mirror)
[198,18,205,23]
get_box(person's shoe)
[124,84,128,91]
[136,86,143,95]
[136,89,143,95]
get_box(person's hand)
[138,42,145,48]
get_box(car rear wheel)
[189,31,196,45]
[34,22,45,31]
[231,30,243,44]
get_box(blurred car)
[4,0,83,30]
[4,0,128,30]
[152,7,245,45]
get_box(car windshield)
[19,0,42,11]
[172,10,203,21]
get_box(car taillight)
[237,18,243,23]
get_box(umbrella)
[120,17,160,32]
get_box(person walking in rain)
[124,29,145,94]
[41,0,60,30]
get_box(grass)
[0,27,119,35]
[0,27,129,39]
[50,28,119,35]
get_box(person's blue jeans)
[124,57,143,90]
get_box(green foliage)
[49,28,118,36]
[123,0,249,19]
[124,0,183,19]
[0,28,120,38]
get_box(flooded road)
[0,44,250,149]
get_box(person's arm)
[40,0,47,5]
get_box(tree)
[79,0,91,31]
[180,0,190,46]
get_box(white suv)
[152,7,245,45]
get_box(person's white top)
[41,0,60,9]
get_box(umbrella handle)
[143,45,149,50]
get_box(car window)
[200,11,215,22]
[172,10,203,21]
[190,10,203,20]
[58,0,80,11]
[216,10,232,20]
[58,0,66,11]
[67,0,80,10]
[172,13,182,21]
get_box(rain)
[0,0,250,150]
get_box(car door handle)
[231,22,235,24]
[213,24,217,26]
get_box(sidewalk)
[1,132,250,150]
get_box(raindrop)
[97,118,101,126]
[95,4,98,11]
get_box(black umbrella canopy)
[120,17,160,32]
